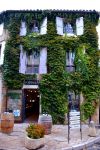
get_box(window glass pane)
[66,66,75,72]
[66,51,75,72]
[64,23,74,34]
[30,20,39,33]
[26,49,40,74]
[33,65,39,73]
[26,65,39,74]
[68,91,80,111]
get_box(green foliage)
[26,123,45,139]
[1,10,100,123]
[7,92,20,99]
[40,73,67,124]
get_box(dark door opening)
[23,89,39,122]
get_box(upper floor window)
[30,20,39,33]
[64,23,74,34]
[66,51,75,72]
[19,45,47,74]
[56,16,84,36]
[20,17,47,36]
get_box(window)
[64,23,74,36]
[19,46,47,74]
[30,20,39,33]
[68,91,80,112]
[56,16,84,36]
[20,17,47,36]
[26,65,39,74]
[26,49,40,74]
[66,51,75,72]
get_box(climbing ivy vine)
[1,10,100,123]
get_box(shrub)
[26,123,45,139]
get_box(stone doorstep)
[94,137,100,143]
[85,139,95,148]
[61,137,100,150]
[72,143,86,150]
[62,147,72,150]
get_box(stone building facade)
[0,10,100,123]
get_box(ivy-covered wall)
[0,10,100,123]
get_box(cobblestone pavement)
[0,123,100,150]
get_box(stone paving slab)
[0,123,100,150]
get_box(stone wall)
[7,90,22,122]
[91,103,100,124]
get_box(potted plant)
[25,123,45,149]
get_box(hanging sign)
[13,109,20,117]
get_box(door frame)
[22,85,39,122]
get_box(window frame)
[68,91,80,112]
[25,49,40,74]
[66,50,75,72]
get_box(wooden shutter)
[76,17,84,35]
[0,23,4,36]
[20,21,27,36]
[56,17,63,35]
[39,48,47,74]
[40,17,47,35]
[0,41,5,65]
[19,45,27,74]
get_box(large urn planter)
[25,135,45,150]
[25,123,45,150]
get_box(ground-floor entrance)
[22,88,40,122]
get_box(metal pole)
[68,112,70,143]
[79,94,82,140]
[39,94,42,114]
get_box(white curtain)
[39,48,47,74]
[20,21,27,36]
[19,45,27,74]
[40,17,47,35]
[56,17,63,35]
[76,17,84,36]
